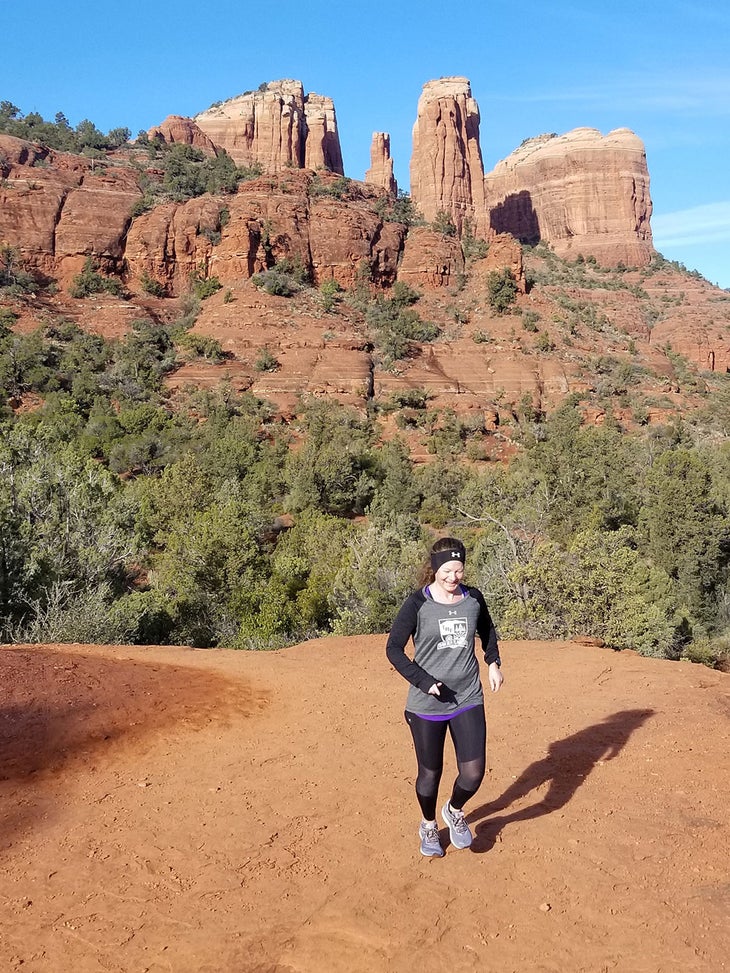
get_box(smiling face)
[434,559,465,596]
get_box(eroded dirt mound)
[0,638,728,973]
[0,646,260,783]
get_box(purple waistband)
[413,702,481,722]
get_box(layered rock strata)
[396,227,464,288]
[410,79,654,267]
[147,116,219,157]
[193,81,344,175]
[125,172,405,293]
[409,77,486,235]
[485,128,654,266]
[365,133,397,195]
[0,134,141,280]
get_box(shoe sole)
[441,804,473,849]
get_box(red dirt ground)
[1,638,728,973]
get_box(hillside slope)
[1,638,728,972]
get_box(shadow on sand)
[466,708,655,853]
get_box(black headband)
[431,547,466,572]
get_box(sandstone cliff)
[147,116,219,157]
[409,77,486,235]
[484,128,654,266]
[192,81,344,175]
[365,133,397,196]
[410,80,654,268]
[0,134,141,280]
[125,170,405,294]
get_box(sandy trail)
[1,638,728,973]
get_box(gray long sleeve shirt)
[386,586,500,716]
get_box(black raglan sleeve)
[471,588,500,664]
[385,591,436,693]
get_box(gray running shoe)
[419,821,444,858]
[441,802,473,849]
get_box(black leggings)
[405,704,486,821]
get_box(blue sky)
[3,0,728,287]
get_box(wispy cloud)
[489,73,730,116]
[652,202,730,247]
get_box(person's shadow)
[466,709,654,853]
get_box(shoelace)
[423,824,440,843]
[450,809,469,833]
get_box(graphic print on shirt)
[436,616,468,650]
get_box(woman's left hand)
[488,662,504,693]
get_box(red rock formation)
[409,80,654,268]
[193,81,343,175]
[0,135,141,281]
[309,196,404,288]
[0,133,49,168]
[304,94,344,174]
[484,128,654,267]
[410,77,486,235]
[125,172,404,294]
[146,116,219,157]
[397,227,464,289]
[125,196,224,292]
[54,167,142,278]
[472,233,526,293]
[365,133,397,195]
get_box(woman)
[386,536,503,857]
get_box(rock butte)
[409,77,654,268]
[2,77,727,420]
[191,80,344,175]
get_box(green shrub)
[177,332,225,362]
[535,331,556,352]
[432,210,457,236]
[69,257,124,298]
[373,191,423,226]
[254,347,280,372]
[486,268,518,313]
[320,278,342,311]
[461,220,489,260]
[140,271,166,297]
[191,274,222,300]
[0,245,37,293]
[252,266,302,297]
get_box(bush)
[69,257,124,298]
[535,331,556,352]
[191,274,222,300]
[140,271,166,297]
[320,278,342,312]
[461,220,489,260]
[365,293,440,365]
[0,246,37,293]
[254,347,280,372]
[252,267,301,297]
[432,210,457,236]
[373,191,423,227]
[487,268,518,313]
[177,332,225,362]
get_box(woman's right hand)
[427,682,443,696]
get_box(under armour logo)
[448,610,458,615]
[451,551,460,558]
